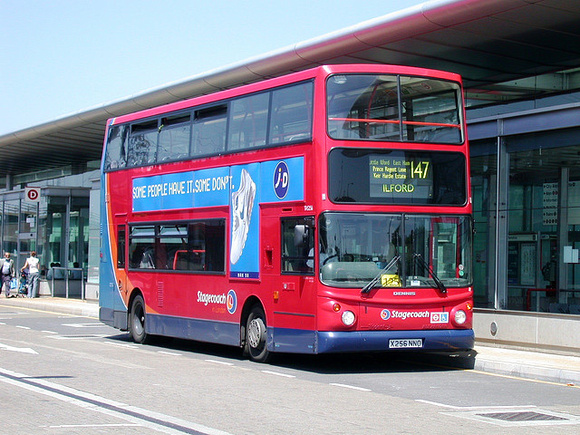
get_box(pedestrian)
[1,252,16,298]
[21,251,40,298]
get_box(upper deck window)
[158,114,191,162]
[104,80,314,172]
[128,120,159,166]
[104,125,128,170]
[327,74,463,144]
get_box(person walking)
[1,252,16,298]
[21,251,40,298]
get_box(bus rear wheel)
[129,295,148,344]
[245,305,270,363]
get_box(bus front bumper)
[314,329,474,354]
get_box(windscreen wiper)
[361,255,400,295]
[413,253,447,294]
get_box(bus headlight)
[341,310,356,326]
[454,310,467,325]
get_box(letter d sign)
[25,187,41,203]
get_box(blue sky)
[0,0,427,136]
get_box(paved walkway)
[1,297,579,385]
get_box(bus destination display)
[369,154,432,199]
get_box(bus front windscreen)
[329,148,466,205]
[318,213,472,289]
[327,73,463,144]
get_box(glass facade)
[470,111,580,315]
[0,186,91,299]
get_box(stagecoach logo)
[380,309,391,320]
[226,289,237,314]
[197,290,238,315]
[380,309,430,321]
[273,161,289,199]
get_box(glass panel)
[269,81,313,144]
[103,125,128,171]
[329,148,466,205]
[281,217,314,274]
[400,76,462,143]
[19,200,38,271]
[192,105,227,156]
[327,74,399,140]
[128,220,225,272]
[117,227,126,269]
[70,197,89,273]
[2,200,19,264]
[327,74,462,144]
[127,120,158,167]
[319,213,472,289]
[129,237,155,269]
[46,197,67,277]
[157,114,191,162]
[229,92,269,150]
[470,145,497,309]
[37,198,48,276]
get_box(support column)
[494,122,510,309]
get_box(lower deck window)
[128,219,225,272]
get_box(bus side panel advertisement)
[230,163,260,278]
[130,157,305,280]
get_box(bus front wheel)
[129,295,148,344]
[245,305,270,363]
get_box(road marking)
[205,360,234,366]
[49,423,142,428]
[49,334,109,340]
[42,330,58,334]
[16,325,31,330]
[261,370,296,378]
[62,322,104,328]
[103,341,140,349]
[0,341,38,354]
[0,367,232,435]
[158,351,182,356]
[416,400,537,411]
[329,383,371,392]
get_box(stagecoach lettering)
[197,291,226,306]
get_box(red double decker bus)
[99,64,474,362]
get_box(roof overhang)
[1,0,580,177]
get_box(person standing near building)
[21,251,40,298]
[1,252,15,298]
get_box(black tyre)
[129,294,148,344]
[244,305,271,363]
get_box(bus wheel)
[245,305,270,363]
[129,295,148,344]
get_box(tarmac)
[1,296,579,386]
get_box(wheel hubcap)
[247,318,264,349]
